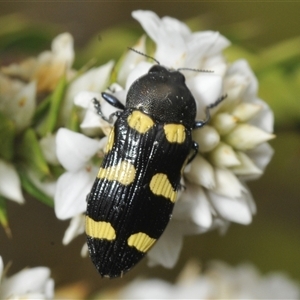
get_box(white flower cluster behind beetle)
[0,32,75,207]
[118,261,300,299]
[0,256,54,299]
[55,10,274,268]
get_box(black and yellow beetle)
[85,54,225,278]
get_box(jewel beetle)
[85,52,225,278]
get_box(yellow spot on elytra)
[97,160,136,185]
[85,216,116,240]
[127,110,154,133]
[149,173,177,203]
[104,128,114,153]
[163,124,186,143]
[127,232,156,253]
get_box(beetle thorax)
[126,66,197,128]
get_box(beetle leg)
[187,141,199,164]
[93,98,123,124]
[194,94,227,129]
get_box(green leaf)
[0,14,59,55]
[0,196,10,236]
[32,94,51,126]
[49,164,64,179]
[0,111,15,161]
[258,68,300,129]
[17,128,50,179]
[36,76,68,136]
[75,24,142,68]
[257,36,300,71]
[19,172,54,207]
[66,106,81,132]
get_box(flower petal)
[211,112,238,135]
[147,220,184,268]
[39,133,60,165]
[0,267,53,299]
[81,243,89,257]
[209,142,241,168]
[51,32,74,67]
[27,170,57,198]
[125,61,152,90]
[0,256,3,278]
[56,128,100,171]
[74,91,123,136]
[231,151,263,177]
[120,279,172,299]
[184,155,215,190]
[54,166,97,220]
[0,160,24,203]
[227,59,258,101]
[63,214,85,245]
[231,102,262,122]
[117,35,147,86]
[224,124,275,151]
[193,125,220,153]
[61,60,114,122]
[132,10,190,68]
[186,74,223,118]
[208,190,253,224]
[214,167,246,198]
[74,90,102,109]
[175,183,213,229]
[0,80,36,133]
[246,142,274,173]
[248,98,274,133]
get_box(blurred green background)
[0,1,299,297]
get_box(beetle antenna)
[128,47,160,65]
[177,67,214,73]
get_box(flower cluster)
[54,10,274,268]
[0,256,54,299]
[0,32,75,212]
[0,10,274,269]
[117,261,300,299]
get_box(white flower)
[60,60,114,128]
[0,160,24,203]
[0,74,36,133]
[55,10,275,270]
[118,261,300,299]
[130,10,274,268]
[132,10,230,71]
[0,256,54,299]
[1,33,74,93]
[0,33,75,206]
[54,128,107,244]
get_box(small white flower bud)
[214,167,246,198]
[184,155,215,190]
[208,190,253,224]
[231,151,263,176]
[193,125,220,153]
[209,142,241,168]
[211,112,238,135]
[223,124,275,151]
[231,102,262,122]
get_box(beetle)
[85,54,225,278]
